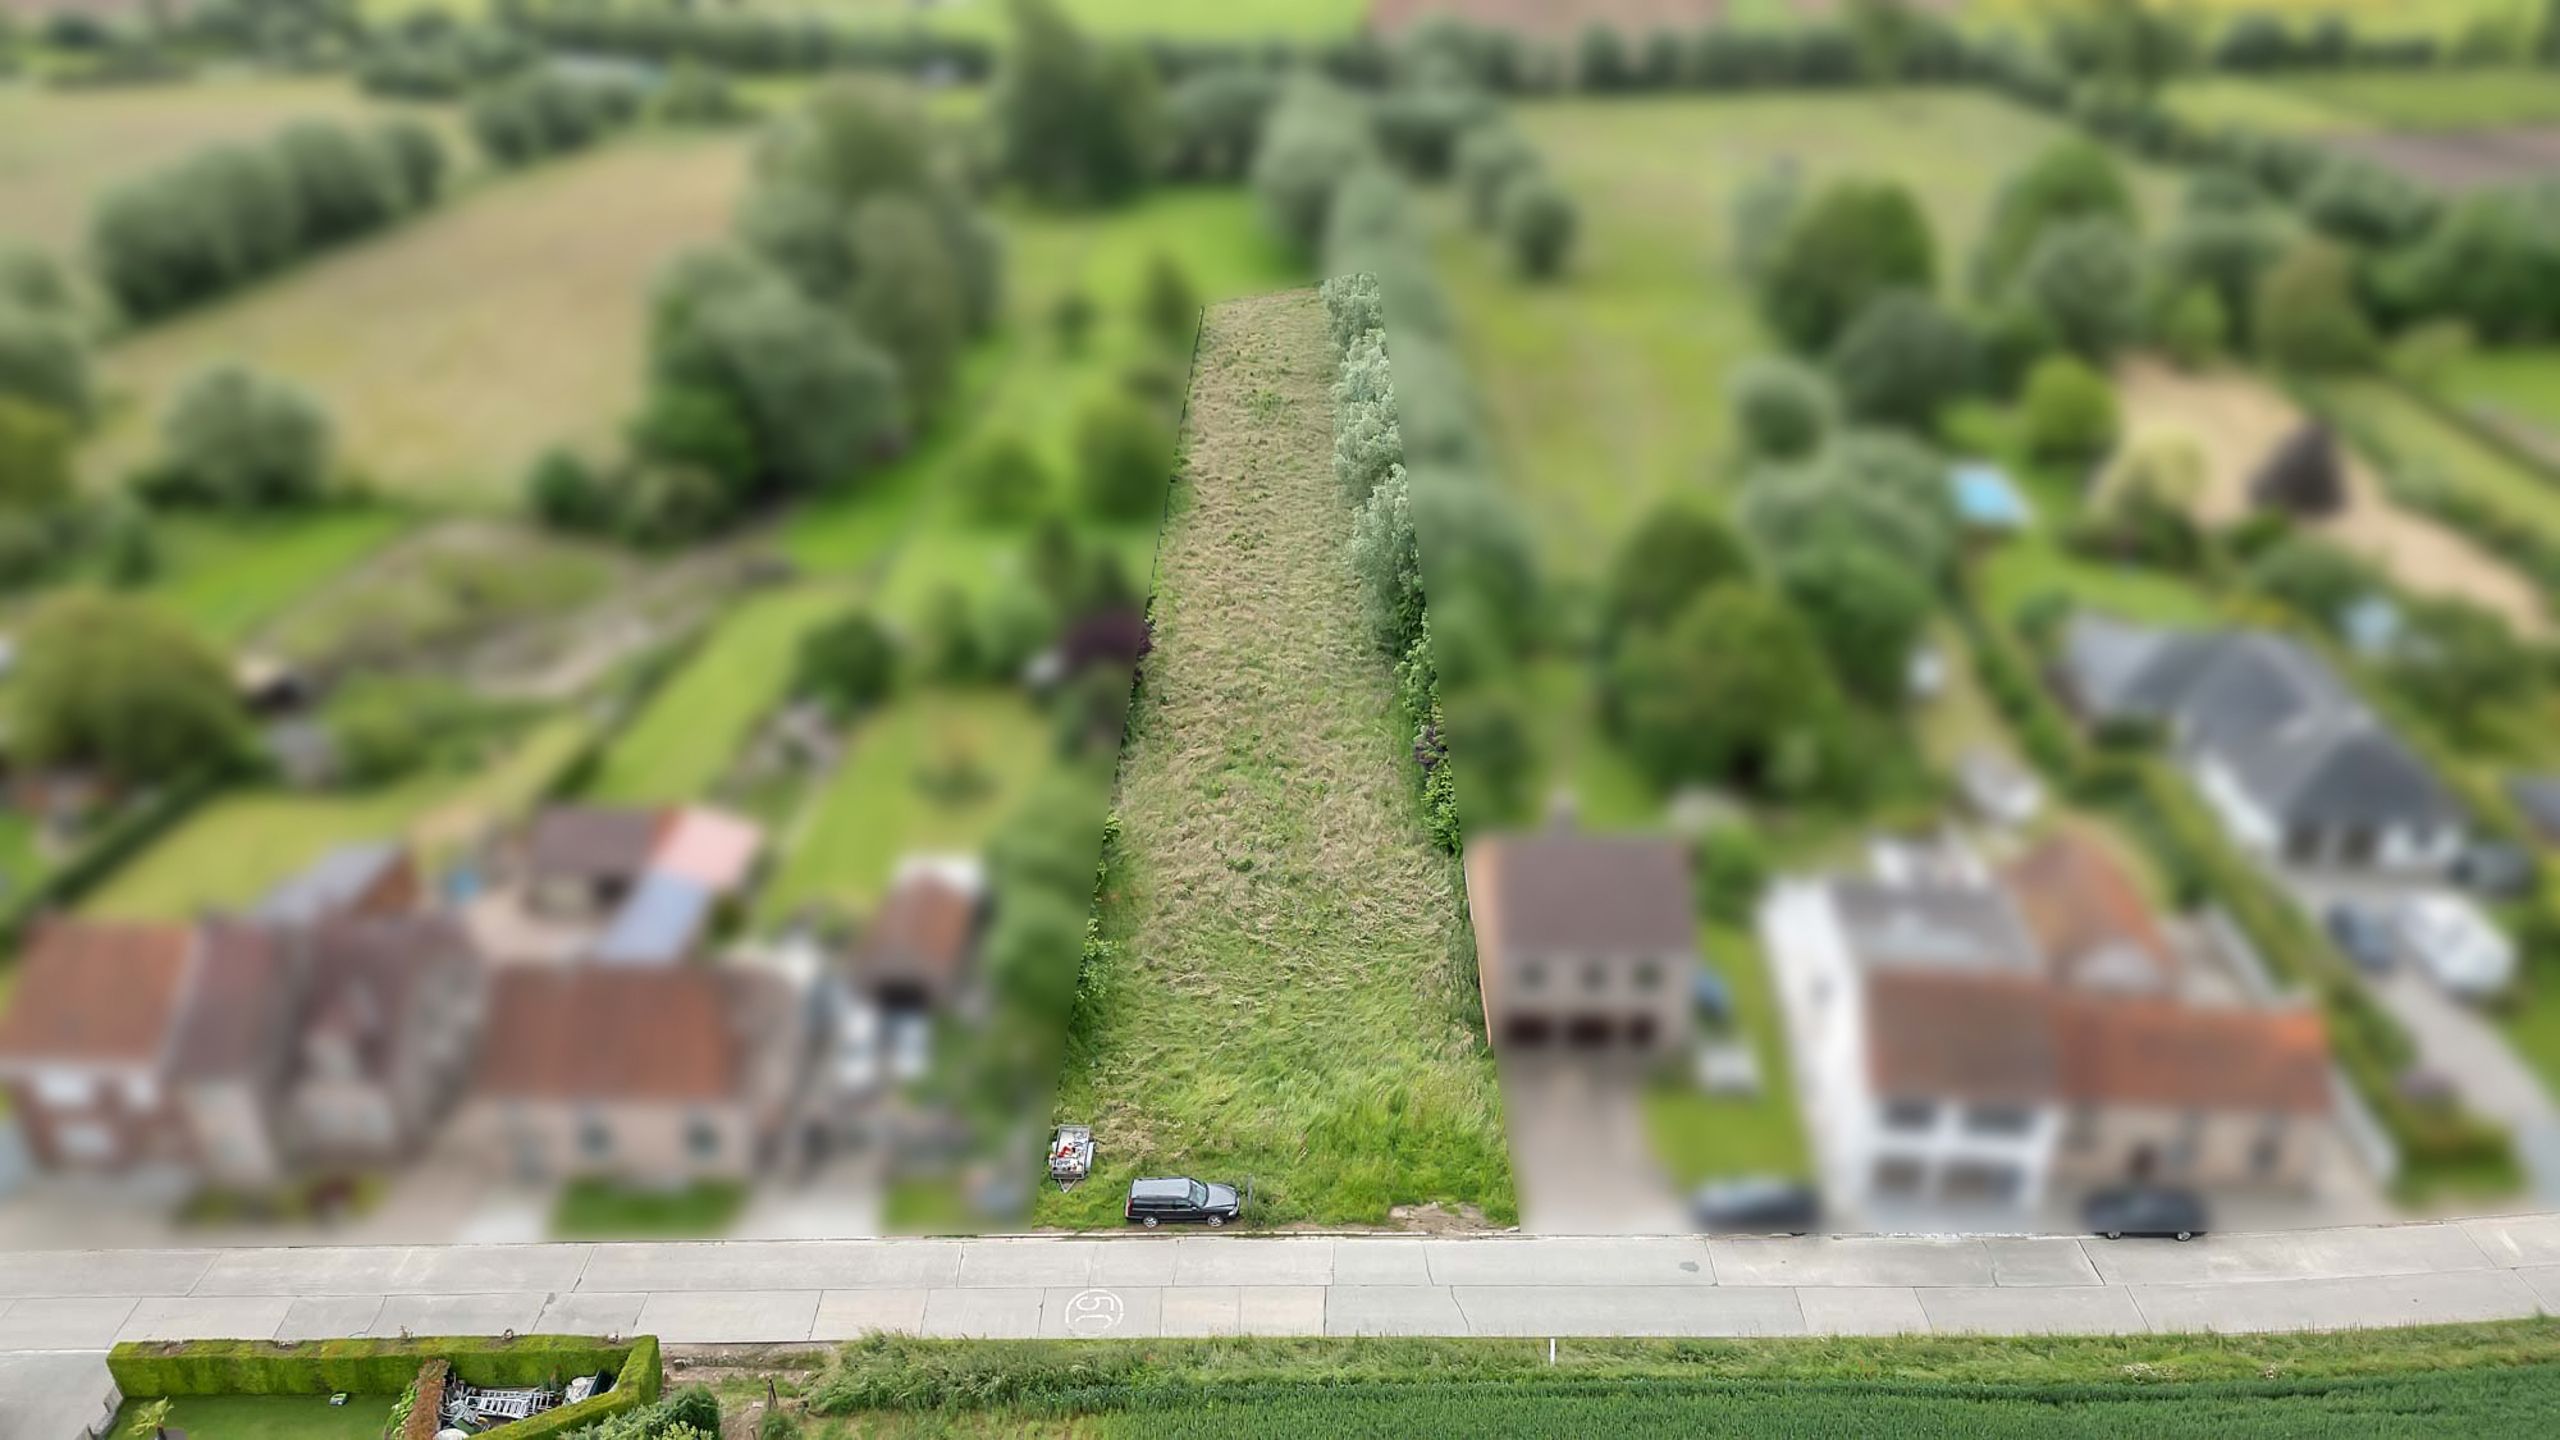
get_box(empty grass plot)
[1039,290,1513,1228]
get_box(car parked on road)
[1691,1176,1820,1235]
[2324,902,2397,976]
[2084,1184,2208,1241]
[1125,1175,1242,1227]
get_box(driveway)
[1498,1058,1688,1235]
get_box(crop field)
[766,1321,2560,1438]
[1038,290,1512,1227]
[1431,91,2179,584]
[84,134,751,509]
[0,77,452,257]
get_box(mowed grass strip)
[1039,290,1512,1228]
[86,134,749,508]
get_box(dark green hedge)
[109,1334,661,1430]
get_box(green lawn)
[1036,292,1512,1228]
[2280,66,2560,129]
[757,686,1058,923]
[1977,538,2224,631]
[811,0,1367,40]
[584,583,853,805]
[112,1394,398,1440]
[140,509,411,642]
[2163,77,2370,135]
[84,716,585,918]
[2433,347,2560,469]
[2324,378,2560,543]
[1643,923,1809,1187]
[551,1177,747,1239]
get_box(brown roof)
[168,921,298,1081]
[2056,997,2332,1115]
[1468,831,1696,960]
[1864,972,2060,1106]
[0,920,195,1066]
[477,968,742,1103]
[2001,830,2180,991]
[853,874,979,991]
[525,806,666,883]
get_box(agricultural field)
[755,1322,2560,1437]
[1038,291,1513,1227]
[2428,347,2560,468]
[0,76,455,257]
[83,133,751,509]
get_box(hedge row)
[108,1334,661,1424]
[0,768,226,953]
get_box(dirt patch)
[2109,357,2545,634]
[2323,126,2560,193]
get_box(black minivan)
[1125,1176,1241,1227]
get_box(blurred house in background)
[1465,828,1695,1058]
[1767,831,2336,1225]
[2057,616,2463,874]
[467,966,804,1185]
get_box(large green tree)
[992,0,1159,207]
[1973,139,2136,297]
[1609,584,1849,797]
[1600,500,1753,649]
[142,366,332,509]
[12,592,247,783]
[1759,178,1936,354]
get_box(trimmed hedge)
[109,1334,662,1434]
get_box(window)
[1881,1099,1937,1133]
[34,1072,93,1107]
[686,1116,722,1162]
[1519,961,1546,992]
[1189,1181,1209,1207]
[1963,1105,2035,1138]
[1633,959,1663,992]
[2251,1118,2288,1177]
[579,1113,613,1160]
[1871,1157,1926,1196]
[1582,961,1607,994]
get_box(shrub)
[1759,177,1935,353]
[1455,125,1539,230]
[1601,499,1753,650]
[1348,463,1425,659]
[1252,78,1371,255]
[274,119,402,245]
[0,302,89,420]
[1163,65,1278,182]
[1729,355,1835,463]
[956,435,1050,525]
[2015,216,2144,360]
[10,590,247,784]
[1697,825,1767,925]
[375,117,446,208]
[0,396,75,513]
[2156,211,2285,351]
[848,194,967,416]
[2158,284,2227,369]
[2254,238,2377,372]
[1826,290,1975,431]
[992,0,1159,207]
[1074,393,1173,519]
[139,366,332,509]
[526,448,613,533]
[2300,155,2437,250]
[2019,354,2119,464]
[1974,138,2136,296]
[1776,539,1933,707]
[798,609,898,716]
[1500,173,1577,280]
[1139,251,1198,345]
[654,61,748,126]
[1609,584,1851,800]
[628,384,759,489]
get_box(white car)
[2396,893,2515,999]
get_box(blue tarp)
[594,872,713,966]
[1948,462,2031,530]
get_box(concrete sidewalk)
[3,1216,2558,1349]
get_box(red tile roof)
[2001,830,2180,990]
[0,921,194,1066]
[476,968,742,1103]
[1864,971,2061,1105]
[2055,997,2332,1115]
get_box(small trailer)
[1048,1124,1094,1188]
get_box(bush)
[1826,290,1975,431]
[1609,584,1851,800]
[1074,393,1173,519]
[526,448,613,533]
[797,609,898,716]
[1729,355,1835,463]
[1697,824,1768,925]
[1252,78,1371,255]
[0,302,90,421]
[992,0,1159,207]
[0,396,75,513]
[326,676,481,784]
[2019,354,2119,464]
[2015,217,2144,360]
[375,117,446,208]
[2157,284,2227,369]
[955,435,1050,525]
[1139,251,1198,345]
[140,366,332,509]
[1455,125,1539,230]
[654,60,748,126]
[2255,238,2377,371]
[2156,211,2285,351]
[1163,65,1278,182]
[1349,463,1425,659]
[1500,174,1577,280]
[11,590,247,784]
[1776,539,1933,707]
[274,119,402,245]
[2300,155,2437,250]
[1759,177,1935,353]
[1974,139,2136,296]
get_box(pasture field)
[2432,347,2560,469]
[137,509,412,642]
[789,0,1366,40]
[84,133,751,509]
[2278,66,2560,129]
[2163,77,2370,134]
[1037,291,1513,1227]
[756,686,1059,922]
[0,76,453,257]
[1432,90,2179,583]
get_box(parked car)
[1691,1176,1820,1235]
[2396,893,2516,999]
[2324,902,2397,976]
[1125,1175,1242,1228]
[2084,1185,2208,1241]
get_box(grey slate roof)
[2056,615,2459,835]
